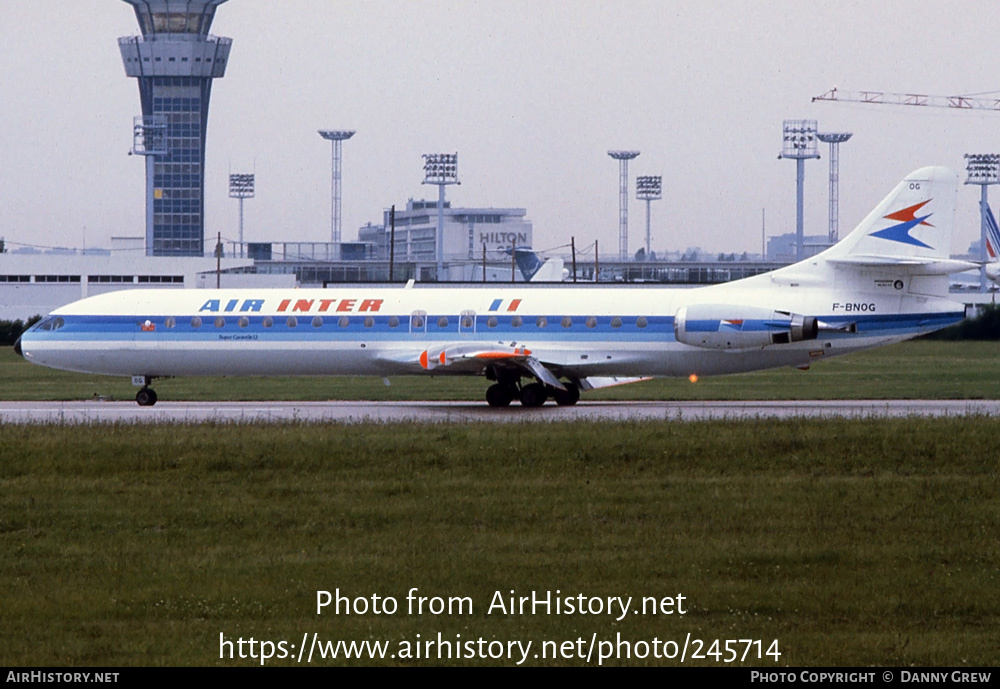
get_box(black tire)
[485,384,513,408]
[136,388,157,407]
[519,382,548,408]
[553,382,580,406]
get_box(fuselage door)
[409,310,427,337]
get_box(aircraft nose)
[13,336,23,358]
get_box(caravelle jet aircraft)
[17,166,974,407]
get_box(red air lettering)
[293,299,314,312]
[318,299,336,312]
[277,299,291,312]
[337,299,356,312]
[359,299,383,312]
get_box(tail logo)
[869,200,934,249]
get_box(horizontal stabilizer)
[828,256,978,274]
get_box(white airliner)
[17,166,974,407]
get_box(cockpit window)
[35,317,65,331]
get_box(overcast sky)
[2,0,1000,258]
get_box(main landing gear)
[484,373,580,409]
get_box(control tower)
[118,1,233,256]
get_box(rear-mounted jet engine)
[674,305,819,350]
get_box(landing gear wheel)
[519,382,548,408]
[553,382,580,406]
[136,388,158,407]
[485,384,514,408]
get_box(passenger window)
[586,316,597,328]
[511,316,522,327]
[191,316,202,328]
[561,316,572,328]
[238,317,249,328]
[437,316,449,328]
[262,316,274,328]
[388,316,399,328]
[636,316,648,328]
[487,316,498,328]
[313,316,324,328]
[611,317,622,328]
[536,316,547,328]
[286,316,298,328]
[461,315,474,328]
[338,317,350,328]
[411,315,424,328]
[214,317,225,328]
[364,316,374,328]
[165,317,176,329]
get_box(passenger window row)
[153,315,651,330]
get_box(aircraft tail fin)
[509,248,566,282]
[821,166,958,266]
[983,200,1000,261]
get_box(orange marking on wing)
[475,352,528,360]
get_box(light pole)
[318,130,355,259]
[130,115,167,256]
[228,173,255,258]
[636,175,662,257]
[965,153,1000,292]
[609,150,640,261]
[422,153,459,280]
[816,132,852,244]
[778,120,820,261]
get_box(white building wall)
[0,253,255,320]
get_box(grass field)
[3,339,1000,402]
[1,418,998,666]
[2,340,998,666]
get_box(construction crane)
[815,86,1000,293]
[813,87,1000,111]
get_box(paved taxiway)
[1,399,999,424]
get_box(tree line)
[0,316,41,346]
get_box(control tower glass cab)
[118,0,232,257]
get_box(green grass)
[4,340,1000,402]
[1,419,998,666]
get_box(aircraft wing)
[380,342,568,390]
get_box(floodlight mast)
[635,176,663,257]
[778,120,820,261]
[816,132,853,244]
[228,173,255,257]
[422,153,460,280]
[609,151,640,261]
[318,130,356,260]
[965,153,1000,292]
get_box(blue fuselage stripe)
[24,312,965,344]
